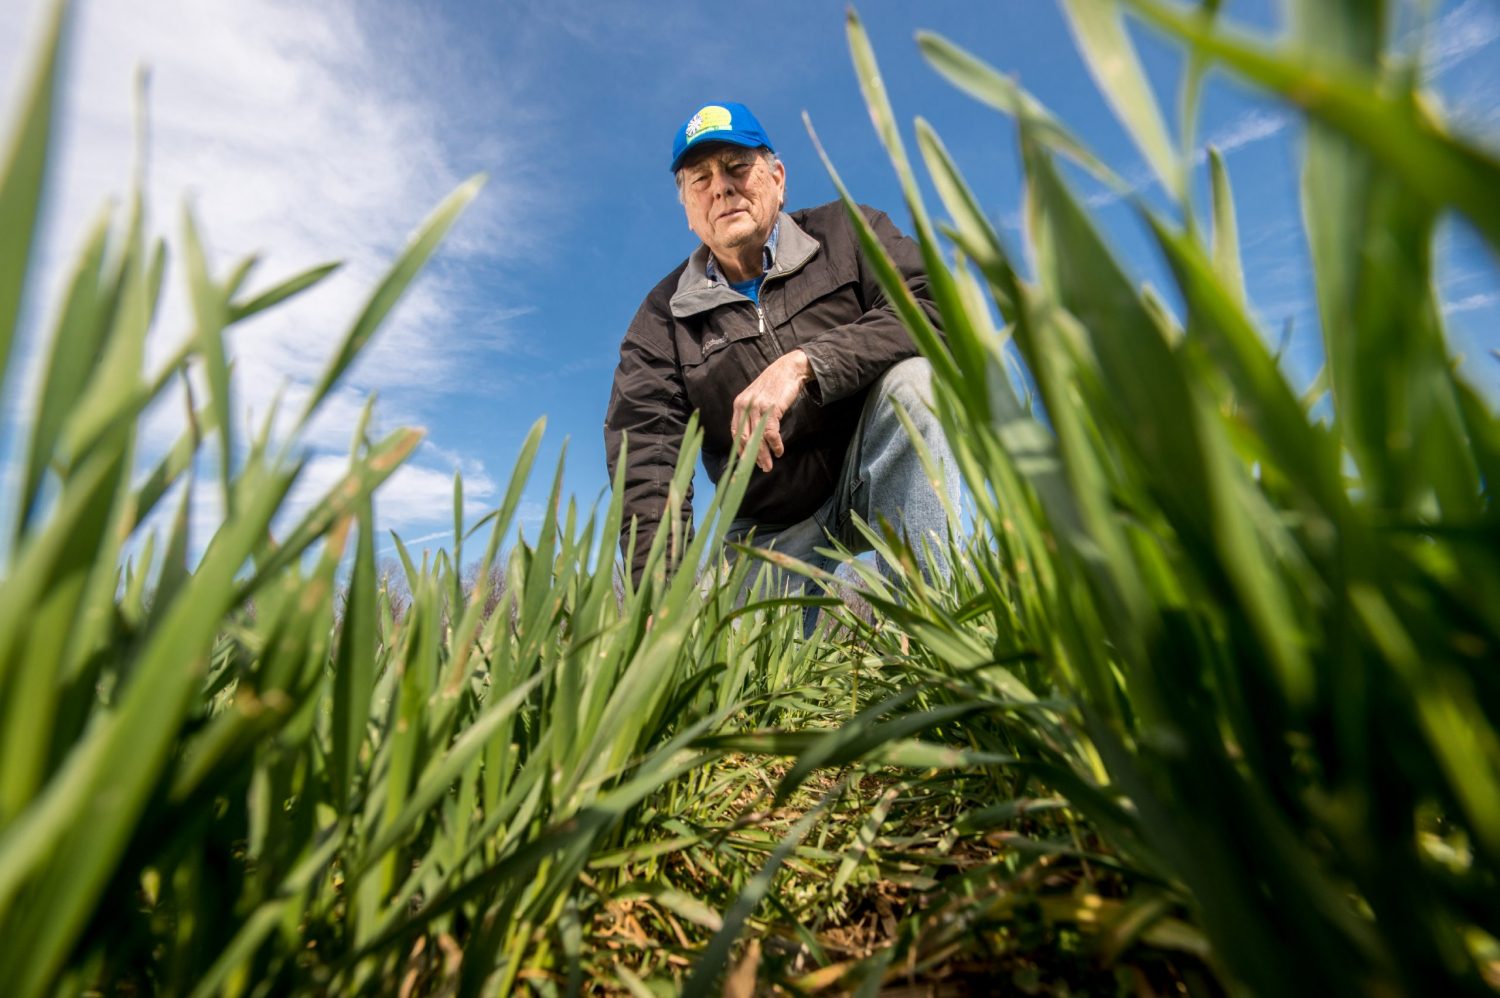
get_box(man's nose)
[711,169,735,198]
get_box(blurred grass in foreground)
[1,0,1498,995]
[801,0,1500,993]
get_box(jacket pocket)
[677,305,762,369]
[677,306,766,447]
[779,254,860,322]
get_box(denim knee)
[872,357,935,406]
[866,357,940,437]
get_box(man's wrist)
[791,346,827,403]
[788,348,814,386]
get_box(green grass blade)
[227,260,338,323]
[913,119,1013,316]
[845,10,991,423]
[682,790,836,998]
[1206,147,1245,306]
[451,469,464,609]
[801,117,958,398]
[13,207,118,540]
[240,427,422,591]
[1289,0,1384,67]
[1059,0,1183,202]
[185,820,348,998]
[0,459,299,996]
[1123,0,1500,250]
[0,0,69,394]
[331,496,377,810]
[118,389,211,537]
[1140,212,1342,513]
[1176,0,1223,233]
[353,666,553,874]
[181,203,234,508]
[916,31,1123,188]
[55,191,151,476]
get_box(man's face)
[678,144,786,266]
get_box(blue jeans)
[724,358,959,635]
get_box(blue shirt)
[706,221,779,305]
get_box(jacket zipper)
[756,301,787,357]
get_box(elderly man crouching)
[604,101,958,628]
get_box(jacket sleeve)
[796,205,943,405]
[604,297,695,586]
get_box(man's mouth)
[718,208,747,221]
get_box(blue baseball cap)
[670,102,774,173]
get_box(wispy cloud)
[166,449,502,560]
[1200,109,1291,160]
[1,0,547,544]
[1444,292,1499,316]
[1424,1,1500,147]
[378,499,550,558]
[1082,107,1293,209]
[1062,1,1495,216]
[1424,0,1500,78]
[287,454,498,528]
[384,529,452,554]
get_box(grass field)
[2,0,1498,994]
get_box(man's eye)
[691,175,710,188]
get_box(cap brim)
[670,133,766,173]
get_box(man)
[604,100,957,609]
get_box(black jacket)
[604,201,937,582]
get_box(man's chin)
[715,222,761,248]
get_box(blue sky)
[1,0,1497,562]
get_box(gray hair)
[674,146,781,204]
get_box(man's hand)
[732,349,813,472]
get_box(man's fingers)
[731,397,748,450]
[765,422,784,459]
[754,423,781,472]
[732,383,797,470]
[731,350,810,464]
[747,412,767,465]
[732,397,755,455]
[757,420,774,471]
[732,399,762,451]
[742,409,761,454]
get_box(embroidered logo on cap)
[684,105,733,142]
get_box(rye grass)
[795,0,1500,992]
[0,0,1497,994]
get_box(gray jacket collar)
[669,210,821,319]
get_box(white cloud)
[1058,0,1494,218]
[1080,107,1291,210]
[1425,0,1500,78]
[283,452,497,530]
[1,0,544,553]
[1444,292,1499,316]
[378,498,550,559]
[1199,108,1291,159]
[422,439,496,483]
[155,446,504,565]
[388,529,452,551]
